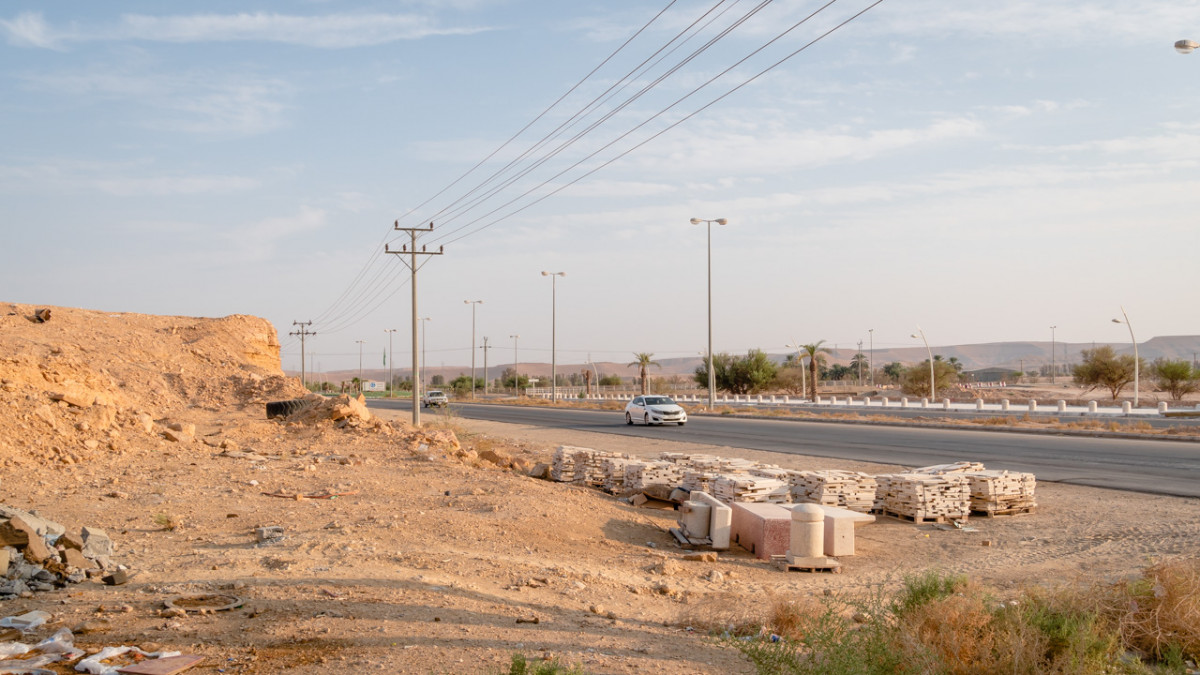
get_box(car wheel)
[625,412,633,425]
[678,421,686,426]
[644,413,651,425]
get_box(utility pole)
[385,221,443,426]
[290,321,315,390]
[464,300,483,399]
[480,336,492,395]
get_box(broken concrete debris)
[0,508,124,599]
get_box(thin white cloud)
[1,11,492,49]
[0,159,260,197]
[221,206,328,264]
[24,68,292,136]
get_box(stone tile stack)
[913,462,1037,514]
[712,476,791,504]
[550,445,582,482]
[873,473,971,522]
[790,470,878,513]
[624,461,684,492]
[601,457,637,493]
[571,448,628,487]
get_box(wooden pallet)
[770,555,841,573]
[881,509,968,525]
[972,505,1037,518]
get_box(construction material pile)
[711,475,791,503]
[914,462,1037,515]
[624,460,684,491]
[1,506,122,599]
[873,473,971,522]
[789,470,878,513]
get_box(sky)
[3,1,1199,375]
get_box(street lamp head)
[910,333,919,339]
[1176,39,1198,54]
[1112,318,1122,324]
[689,218,701,224]
[541,270,550,276]
[715,218,728,225]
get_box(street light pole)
[355,340,366,393]
[542,271,566,402]
[420,317,431,388]
[690,217,728,409]
[384,329,397,396]
[464,300,483,399]
[509,334,520,395]
[786,340,807,401]
[1112,307,1139,407]
[1050,325,1057,384]
[868,328,874,386]
[910,328,935,401]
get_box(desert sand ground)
[2,303,1199,674]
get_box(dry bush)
[677,592,768,637]
[974,416,1018,427]
[900,592,997,674]
[1102,558,1200,662]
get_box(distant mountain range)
[292,336,1200,384]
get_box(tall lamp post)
[542,271,566,402]
[868,328,874,386]
[355,340,366,393]
[1050,325,1057,384]
[384,329,397,396]
[690,217,728,409]
[420,317,431,387]
[785,340,807,401]
[1112,307,1139,407]
[464,300,483,399]
[510,334,520,395]
[910,328,935,401]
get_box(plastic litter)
[75,646,182,675]
[0,612,50,634]
[0,652,60,674]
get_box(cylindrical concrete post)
[942,398,951,409]
[1057,400,1067,413]
[1122,401,1132,414]
[1088,401,1098,413]
[815,395,823,404]
[921,398,929,408]
[1001,399,1010,411]
[788,504,824,562]
[900,397,908,408]
[1158,402,1168,413]
[1028,399,1037,412]
[881,397,889,407]
[976,398,984,410]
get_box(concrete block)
[730,502,792,560]
[0,547,10,575]
[815,505,874,557]
[689,492,731,550]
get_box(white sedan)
[624,395,688,426]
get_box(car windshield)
[644,397,674,406]
[429,391,444,396]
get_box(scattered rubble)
[1,507,121,599]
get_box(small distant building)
[966,367,1013,383]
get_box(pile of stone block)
[681,470,720,493]
[550,445,583,482]
[624,461,683,491]
[601,457,637,493]
[712,476,791,504]
[873,473,971,522]
[1,506,118,599]
[790,470,878,513]
[913,463,1037,514]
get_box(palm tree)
[628,352,661,395]
[801,341,831,400]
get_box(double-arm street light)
[464,300,483,399]
[510,335,520,395]
[542,272,566,402]
[910,327,935,401]
[690,217,728,409]
[1112,307,1139,407]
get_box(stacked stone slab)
[712,476,791,504]
[624,461,683,491]
[571,448,629,486]
[912,462,1037,514]
[601,457,636,493]
[790,470,878,513]
[550,445,582,482]
[681,470,720,493]
[873,473,971,522]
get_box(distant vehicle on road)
[422,389,449,408]
[625,395,687,426]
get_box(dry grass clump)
[1101,558,1200,663]
[703,564,1199,675]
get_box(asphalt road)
[368,400,1200,499]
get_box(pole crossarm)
[386,221,444,426]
